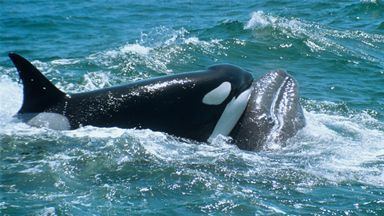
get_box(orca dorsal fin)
[8,53,67,113]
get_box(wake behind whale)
[8,53,305,150]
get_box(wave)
[1,16,383,190]
[87,27,229,79]
[1,67,383,214]
[1,84,383,188]
[244,11,384,65]
[0,27,233,93]
[360,0,381,4]
[285,110,384,186]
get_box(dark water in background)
[1,0,384,215]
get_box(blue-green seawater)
[1,0,384,215]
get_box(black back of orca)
[9,53,253,142]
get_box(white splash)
[81,71,112,91]
[120,43,152,56]
[285,110,384,186]
[87,27,227,75]
[51,58,80,65]
[245,11,278,29]
[245,11,384,64]
[0,76,22,122]
[64,126,126,138]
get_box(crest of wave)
[87,27,226,77]
[244,11,384,64]
[281,107,384,187]
[0,75,22,124]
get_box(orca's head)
[231,70,306,151]
[196,64,254,142]
[200,64,253,105]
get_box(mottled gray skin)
[230,70,305,151]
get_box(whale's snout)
[230,70,305,151]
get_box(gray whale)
[231,70,306,150]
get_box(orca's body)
[9,53,305,150]
[9,53,253,142]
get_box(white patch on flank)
[27,112,71,130]
[208,87,252,142]
[202,82,231,105]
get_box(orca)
[230,70,306,151]
[8,53,305,150]
[8,53,254,142]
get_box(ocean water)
[1,0,384,215]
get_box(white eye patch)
[202,82,231,105]
[208,87,252,142]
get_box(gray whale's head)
[231,70,306,151]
